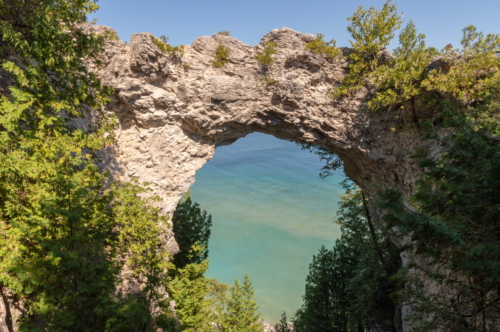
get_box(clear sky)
[93,0,500,51]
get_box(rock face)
[88,24,437,331]
[94,24,426,212]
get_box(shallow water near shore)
[189,132,346,322]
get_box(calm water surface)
[189,133,346,322]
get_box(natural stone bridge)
[97,24,439,332]
[93,24,427,219]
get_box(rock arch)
[84,24,445,332]
[95,25,426,222]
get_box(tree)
[110,181,172,331]
[304,33,342,61]
[274,312,292,332]
[294,181,401,332]
[0,0,117,330]
[222,273,264,332]
[334,0,402,97]
[172,192,212,269]
[369,21,438,122]
[293,246,339,332]
[167,245,213,332]
[0,1,172,330]
[208,278,231,330]
[377,103,500,331]
[422,25,500,112]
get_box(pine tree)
[334,0,402,97]
[294,181,401,332]
[172,192,213,269]
[369,20,438,121]
[293,246,339,332]
[274,312,292,332]
[222,273,263,332]
[167,245,213,332]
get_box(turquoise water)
[189,133,346,322]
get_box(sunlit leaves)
[333,0,402,98]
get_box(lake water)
[189,132,346,322]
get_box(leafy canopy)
[0,1,173,330]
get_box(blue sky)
[94,0,500,51]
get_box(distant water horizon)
[189,132,346,322]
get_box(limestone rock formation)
[85,24,439,331]
[92,24,428,212]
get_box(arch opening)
[189,132,347,322]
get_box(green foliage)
[208,278,231,329]
[377,104,500,331]
[254,41,278,69]
[293,246,340,332]
[274,312,292,332]
[298,143,343,179]
[332,1,499,126]
[333,0,402,98]
[294,180,401,332]
[152,35,185,57]
[167,244,213,332]
[421,26,500,113]
[172,192,212,269]
[222,273,264,332]
[304,33,342,60]
[0,1,116,330]
[169,196,221,331]
[369,21,438,121]
[212,43,231,68]
[257,76,278,88]
[98,29,120,41]
[218,31,231,36]
[0,1,173,330]
[111,181,172,327]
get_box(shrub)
[217,31,231,36]
[257,76,278,88]
[98,29,120,40]
[254,41,278,69]
[304,33,342,60]
[212,43,231,68]
[152,35,185,57]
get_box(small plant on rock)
[254,41,278,69]
[217,31,231,36]
[152,35,185,58]
[304,33,342,60]
[257,76,278,88]
[212,43,231,68]
[97,29,120,41]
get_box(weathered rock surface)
[85,24,440,331]
[92,24,428,212]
